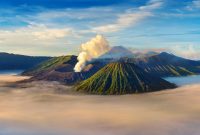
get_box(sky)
[0,0,200,58]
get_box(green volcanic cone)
[76,62,176,95]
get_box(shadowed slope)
[76,62,176,95]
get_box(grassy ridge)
[22,55,76,75]
[143,65,195,77]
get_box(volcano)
[100,46,134,59]
[76,62,176,95]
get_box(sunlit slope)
[22,55,77,76]
[76,62,176,95]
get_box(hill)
[22,55,77,76]
[132,52,200,77]
[76,62,176,95]
[0,52,51,70]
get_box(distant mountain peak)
[99,46,134,59]
[110,45,128,50]
[159,52,174,56]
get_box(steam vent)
[76,62,176,95]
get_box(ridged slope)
[22,55,77,76]
[128,52,200,77]
[76,62,176,95]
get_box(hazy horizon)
[1,46,200,61]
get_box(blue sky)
[0,0,200,58]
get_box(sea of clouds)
[0,75,200,135]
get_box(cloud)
[169,44,200,60]
[192,0,200,8]
[131,47,166,54]
[0,24,72,41]
[92,0,163,33]
[0,6,120,55]
[2,0,199,57]
[92,12,152,33]
[30,25,72,40]
[139,0,163,10]
[0,24,74,56]
[1,74,200,135]
[128,31,200,38]
[0,38,5,43]
[32,7,116,21]
[186,0,200,10]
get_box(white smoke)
[74,35,110,72]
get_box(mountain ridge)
[22,52,200,86]
[0,52,51,70]
[132,52,200,77]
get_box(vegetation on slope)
[22,55,77,76]
[76,62,176,95]
[127,52,200,77]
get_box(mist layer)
[0,75,200,135]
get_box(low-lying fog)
[0,74,200,135]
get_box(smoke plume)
[74,35,110,72]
